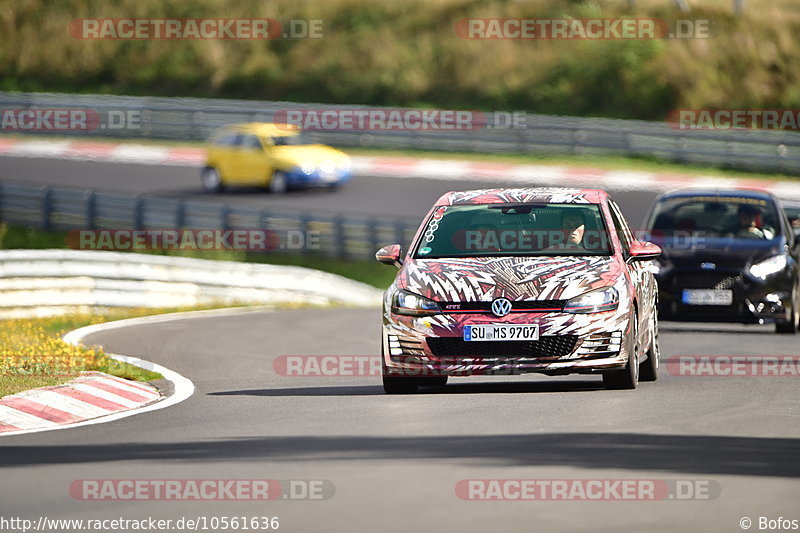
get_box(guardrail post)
[333,215,346,259]
[175,199,186,228]
[259,210,271,230]
[133,196,145,229]
[300,214,312,255]
[41,186,53,231]
[394,221,406,248]
[84,190,96,229]
[367,219,379,261]
[220,205,232,231]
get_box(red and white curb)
[2,137,799,198]
[0,371,160,433]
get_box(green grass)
[0,375,81,398]
[0,310,167,398]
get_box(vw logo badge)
[491,298,512,317]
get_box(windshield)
[414,203,612,258]
[647,196,780,240]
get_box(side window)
[240,135,263,149]
[213,133,242,147]
[608,201,632,254]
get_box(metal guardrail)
[0,181,418,260]
[1,91,800,174]
[0,250,382,316]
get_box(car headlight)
[563,286,619,314]
[339,159,352,171]
[749,255,787,280]
[299,163,316,175]
[391,289,441,316]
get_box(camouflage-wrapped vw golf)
[375,188,662,393]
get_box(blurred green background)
[1,0,798,120]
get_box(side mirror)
[628,241,662,262]
[376,244,403,268]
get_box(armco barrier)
[0,250,382,317]
[1,91,799,173]
[0,181,418,261]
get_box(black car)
[781,199,800,231]
[642,189,800,333]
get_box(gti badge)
[700,262,716,270]
[491,297,512,317]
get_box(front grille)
[440,300,565,313]
[426,335,578,358]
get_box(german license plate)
[682,289,733,306]
[464,324,539,341]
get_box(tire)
[381,344,419,394]
[603,311,639,390]
[639,309,659,382]
[382,376,419,394]
[419,376,448,388]
[775,292,798,334]
[201,167,224,193]
[268,170,288,194]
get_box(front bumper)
[285,168,352,187]
[656,269,793,324]
[382,310,632,377]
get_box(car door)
[234,134,271,185]
[207,131,242,182]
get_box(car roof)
[219,122,300,137]
[657,188,777,202]
[436,187,608,206]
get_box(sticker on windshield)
[419,247,432,255]
[423,206,447,244]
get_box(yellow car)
[202,123,352,194]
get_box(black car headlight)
[563,286,619,314]
[392,289,441,316]
[749,255,787,280]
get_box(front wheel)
[201,167,224,193]
[419,376,448,388]
[381,344,419,394]
[382,375,420,394]
[603,312,639,390]
[639,310,659,381]
[775,295,798,334]
[268,170,288,194]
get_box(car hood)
[398,256,622,302]
[272,145,349,165]
[654,237,785,270]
